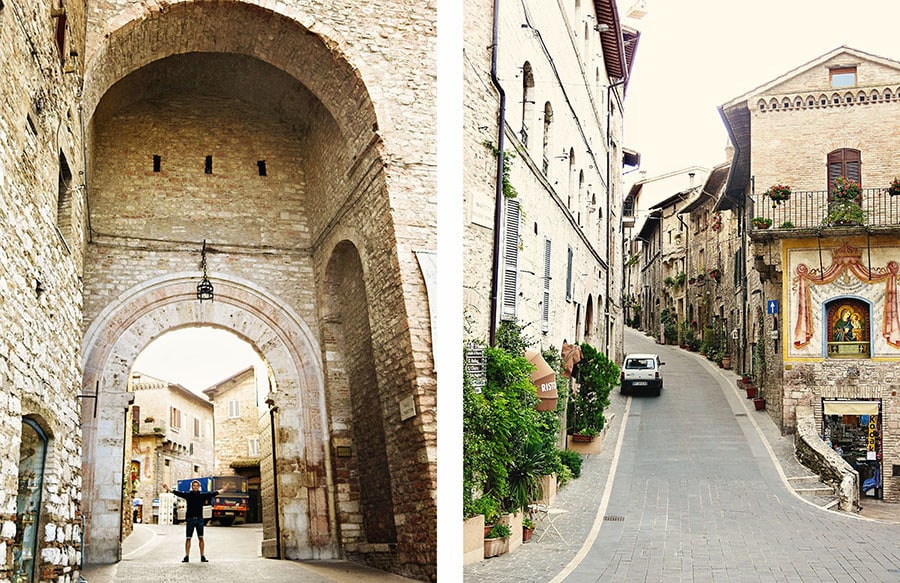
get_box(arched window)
[521,62,534,147]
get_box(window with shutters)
[827,149,861,198]
[542,239,552,332]
[248,438,260,456]
[565,246,573,302]
[193,417,201,439]
[501,199,521,320]
[228,400,241,419]
[169,407,182,431]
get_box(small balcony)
[750,187,900,231]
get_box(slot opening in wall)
[257,160,267,176]
[205,155,213,174]
[153,155,161,173]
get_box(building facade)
[129,373,216,529]
[719,46,900,504]
[463,0,639,364]
[203,367,263,523]
[1,0,437,580]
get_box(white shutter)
[501,199,521,320]
[542,238,552,332]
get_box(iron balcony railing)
[752,187,900,230]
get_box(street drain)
[735,413,747,417]
[604,515,625,522]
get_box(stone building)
[203,367,263,522]
[128,373,215,528]
[719,46,900,504]
[679,162,742,361]
[1,0,437,580]
[623,167,707,332]
[463,0,639,363]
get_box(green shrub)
[485,523,511,539]
[558,449,583,479]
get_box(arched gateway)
[78,1,437,580]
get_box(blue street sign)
[767,300,779,315]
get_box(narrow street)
[81,523,417,583]
[464,327,900,582]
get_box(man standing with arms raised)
[163,480,229,563]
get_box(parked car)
[620,353,664,396]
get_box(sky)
[621,0,900,180]
[131,327,265,396]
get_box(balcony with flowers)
[750,179,900,233]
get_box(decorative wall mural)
[792,243,900,350]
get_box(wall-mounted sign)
[399,395,417,421]
[767,300,778,315]
[465,342,486,393]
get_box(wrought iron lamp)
[197,239,214,302]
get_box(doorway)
[14,419,49,583]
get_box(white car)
[620,353,664,396]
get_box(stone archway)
[81,273,333,563]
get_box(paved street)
[81,523,417,583]
[464,327,900,582]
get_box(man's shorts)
[185,517,205,538]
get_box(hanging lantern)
[197,239,214,302]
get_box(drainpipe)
[488,0,506,347]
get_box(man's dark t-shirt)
[173,490,218,519]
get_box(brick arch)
[320,240,399,563]
[81,273,335,563]
[83,1,378,147]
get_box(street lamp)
[196,240,214,302]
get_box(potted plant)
[746,385,758,399]
[778,220,795,229]
[751,217,772,229]
[753,397,766,411]
[887,177,900,197]
[522,518,535,543]
[765,183,792,207]
[830,176,862,204]
[471,496,501,536]
[484,523,511,558]
[821,200,866,227]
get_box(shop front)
[822,399,882,499]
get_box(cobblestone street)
[464,327,900,582]
[81,524,417,583]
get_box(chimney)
[688,172,695,187]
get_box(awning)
[823,400,879,416]
[561,342,583,379]
[525,349,558,411]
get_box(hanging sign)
[525,349,558,411]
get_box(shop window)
[826,299,870,358]
[822,399,881,499]
[15,418,48,582]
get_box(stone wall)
[462,0,625,362]
[0,0,89,580]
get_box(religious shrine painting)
[790,242,900,358]
[826,299,871,358]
